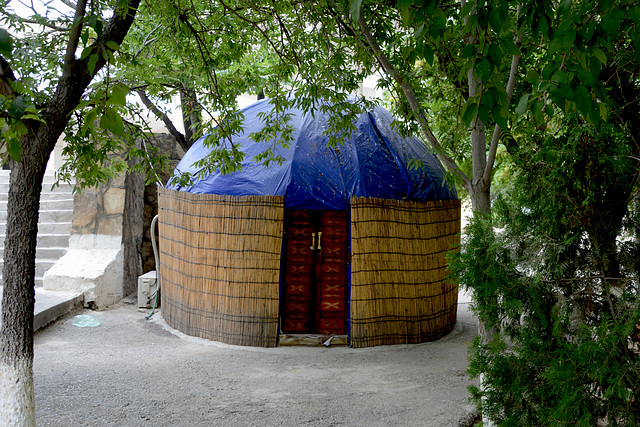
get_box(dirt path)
[34,294,478,426]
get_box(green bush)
[451,122,640,426]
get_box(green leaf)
[489,8,505,33]
[87,15,103,38]
[460,1,474,18]
[88,53,99,75]
[462,102,479,126]
[574,84,592,116]
[81,29,89,46]
[487,44,502,68]
[562,29,576,51]
[476,58,492,83]
[82,107,99,136]
[8,96,27,118]
[593,48,607,66]
[524,69,539,84]
[494,108,508,129]
[576,68,594,87]
[109,83,130,106]
[398,0,413,26]
[598,103,608,121]
[99,107,124,137]
[21,113,45,123]
[531,97,544,123]
[462,44,477,59]
[7,136,21,162]
[588,55,601,77]
[105,41,119,51]
[481,90,494,107]
[419,42,434,65]
[478,103,490,125]
[588,104,600,125]
[87,14,98,30]
[515,94,530,116]
[349,0,363,22]
[0,29,12,56]
[80,47,93,59]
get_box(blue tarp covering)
[169,98,457,210]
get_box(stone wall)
[44,133,183,308]
[72,176,126,236]
[44,175,128,308]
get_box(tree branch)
[357,13,469,185]
[136,88,189,152]
[132,24,161,60]
[59,0,78,10]
[483,4,523,186]
[2,13,71,32]
[179,84,202,147]
[44,0,142,147]
[63,0,87,68]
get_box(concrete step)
[41,210,74,223]
[0,234,71,249]
[0,192,74,203]
[0,209,74,223]
[0,198,74,211]
[0,259,62,284]
[0,171,75,187]
[39,222,73,234]
[0,222,71,236]
[0,171,75,289]
[0,179,75,193]
[0,247,68,260]
[37,234,70,248]
[35,260,56,278]
[0,180,75,193]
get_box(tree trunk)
[0,126,52,425]
[122,138,145,297]
[180,84,201,148]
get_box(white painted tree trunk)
[0,3,141,426]
[1,358,35,426]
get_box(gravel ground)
[33,292,479,427]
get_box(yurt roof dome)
[169,98,457,210]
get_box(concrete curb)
[34,288,83,331]
[0,286,83,331]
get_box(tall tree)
[0,0,141,423]
[449,0,640,423]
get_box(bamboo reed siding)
[349,197,461,348]
[158,187,284,347]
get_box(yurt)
[158,98,461,348]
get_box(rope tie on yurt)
[146,214,161,320]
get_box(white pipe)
[146,214,161,319]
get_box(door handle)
[317,232,322,250]
[310,232,316,250]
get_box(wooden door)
[281,210,349,335]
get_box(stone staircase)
[0,170,74,287]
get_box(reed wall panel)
[350,197,461,348]
[158,187,284,347]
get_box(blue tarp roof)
[169,98,457,210]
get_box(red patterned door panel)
[317,210,348,334]
[282,210,314,333]
[281,210,348,335]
